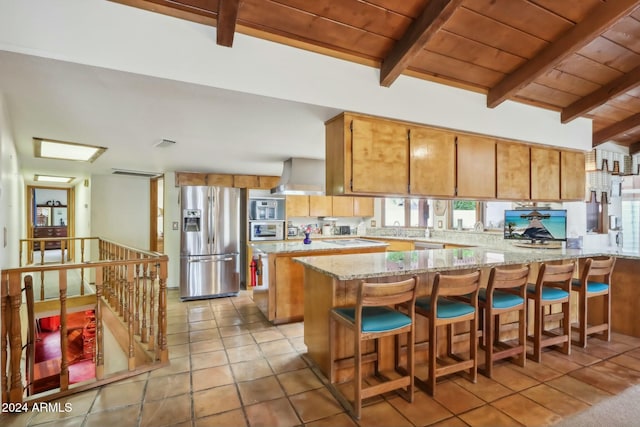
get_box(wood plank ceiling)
[111,0,640,154]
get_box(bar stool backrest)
[580,257,615,284]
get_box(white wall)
[90,174,149,249]
[163,172,180,288]
[0,93,22,269]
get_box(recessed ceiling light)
[34,174,75,183]
[34,137,107,162]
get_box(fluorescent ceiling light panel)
[34,137,107,162]
[34,174,75,183]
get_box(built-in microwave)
[249,221,285,241]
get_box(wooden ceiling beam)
[593,112,640,146]
[380,0,463,87]
[216,0,241,47]
[562,64,640,123]
[487,0,640,109]
[630,141,640,156]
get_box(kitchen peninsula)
[294,246,640,382]
[251,239,388,324]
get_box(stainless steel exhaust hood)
[270,157,325,195]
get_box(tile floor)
[3,289,640,427]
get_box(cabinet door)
[531,147,560,201]
[456,135,496,198]
[309,196,333,217]
[561,151,586,200]
[496,142,530,200]
[332,196,354,217]
[351,117,408,194]
[353,197,374,217]
[409,127,456,197]
[286,195,309,217]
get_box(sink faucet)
[392,221,402,236]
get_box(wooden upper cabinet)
[332,196,354,216]
[350,116,409,195]
[232,175,259,188]
[175,172,207,186]
[309,196,332,217]
[496,142,530,200]
[353,197,374,217]
[456,134,496,199]
[286,195,309,217]
[561,150,586,200]
[409,127,456,197]
[531,147,560,201]
[258,175,280,190]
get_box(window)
[383,198,432,227]
[451,200,477,229]
[484,201,513,230]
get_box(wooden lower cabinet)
[369,238,414,251]
[253,246,386,324]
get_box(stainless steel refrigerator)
[180,186,241,300]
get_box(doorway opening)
[27,185,75,264]
[149,176,164,253]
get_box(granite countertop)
[251,238,388,254]
[293,246,640,281]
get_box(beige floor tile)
[167,332,190,346]
[545,375,613,405]
[91,380,146,412]
[304,412,358,427]
[140,393,192,427]
[168,343,190,359]
[191,349,228,370]
[452,373,514,403]
[243,314,268,324]
[491,394,562,426]
[190,319,217,331]
[227,344,262,363]
[219,325,252,337]
[259,338,296,357]
[357,401,413,427]
[520,383,590,417]
[290,336,307,353]
[569,360,640,394]
[189,328,221,342]
[217,316,245,327]
[431,380,486,415]
[223,333,257,348]
[252,329,286,343]
[231,359,274,382]
[277,367,324,395]
[84,404,140,427]
[188,309,214,322]
[190,338,224,354]
[237,375,285,405]
[167,323,189,334]
[608,353,640,371]
[459,404,522,427]
[499,358,563,383]
[144,372,191,401]
[387,391,453,426]
[195,408,247,427]
[276,322,304,338]
[490,364,540,392]
[428,416,468,427]
[29,416,86,427]
[193,384,241,418]
[244,397,301,427]
[267,353,308,374]
[149,355,190,377]
[192,365,235,391]
[289,387,343,423]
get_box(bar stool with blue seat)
[526,262,575,363]
[571,257,616,347]
[479,265,530,378]
[414,270,481,396]
[328,276,418,420]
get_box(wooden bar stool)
[571,257,616,347]
[526,262,575,363]
[479,265,530,378]
[414,270,481,396]
[328,276,418,419]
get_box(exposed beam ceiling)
[630,141,640,156]
[593,111,640,146]
[379,0,462,87]
[487,0,640,109]
[562,64,640,124]
[216,0,240,47]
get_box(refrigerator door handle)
[188,256,235,263]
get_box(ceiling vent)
[155,139,176,148]
[111,168,162,178]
